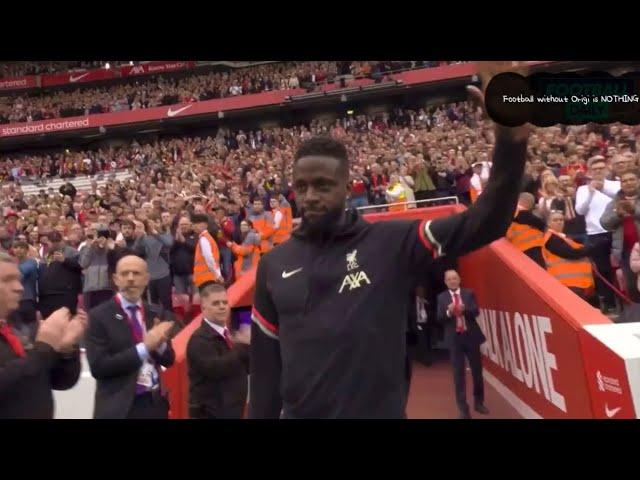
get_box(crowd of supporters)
[0,61,462,124]
[0,62,136,79]
[3,92,638,341]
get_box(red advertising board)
[579,326,638,419]
[0,62,559,140]
[163,204,618,419]
[0,90,294,138]
[41,68,117,87]
[119,61,196,77]
[0,75,38,91]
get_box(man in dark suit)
[85,255,176,419]
[0,252,87,418]
[437,269,489,419]
[187,282,250,419]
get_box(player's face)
[293,155,350,228]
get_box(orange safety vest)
[193,230,221,287]
[230,233,260,279]
[249,213,275,254]
[470,186,479,203]
[541,230,594,290]
[272,205,293,245]
[506,207,545,252]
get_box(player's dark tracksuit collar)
[293,208,366,244]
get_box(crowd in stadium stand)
[0,61,460,124]
[0,62,135,79]
[3,92,639,343]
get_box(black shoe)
[459,408,471,419]
[474,404,490,415]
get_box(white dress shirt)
[118,293,167,360]
[575,179,621,235]
[203,318,227,338]
[446,288,462,317]
[446,289,467,330]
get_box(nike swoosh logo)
[605,404,621,418]
[167,104,193,118]
[69,73,90,82]
[282,268,303,279]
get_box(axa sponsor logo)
[339,249,371,293]
[596,370,622,395]
[130,66,145,75]
[167,105,193,118]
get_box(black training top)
[249,136,527,419]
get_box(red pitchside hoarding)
[0,75,38,91]
[41,68,117,87]
[119,61,196,77]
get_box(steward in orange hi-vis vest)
[541,211,595,303]
[248,199,275,254]
[191,214,222,288]
[270,196,293,246]
[506,194,547,268]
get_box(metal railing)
[354,196,459,212]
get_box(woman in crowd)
[537,175,562,220]
[385,174,408,212]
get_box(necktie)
[453,292,466,333]
[223,328,233,349]
[565,196,576,220]
[126,305,143,343]
[0,322,25,358]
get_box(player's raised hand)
[466,61,532,143]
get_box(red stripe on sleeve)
[251,307,278,333]
[418,220,435,258]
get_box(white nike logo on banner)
[69,73,90,82]
[282,268,303,279]
[604,404,621,418]
[167,105,193,117]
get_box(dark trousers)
[84,290,114,311]
[149,275,173,311]
[126,392,169,419]
[38,293,78,319]
[450,336,484,411]
[587,233,616,308]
